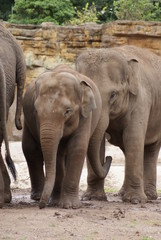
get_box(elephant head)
[76,50,139,127]
[33,67,100,208]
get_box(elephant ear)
[35,80,39,98]
[128,59,139,96]
[35,78,42,98]
[80,81,97,118]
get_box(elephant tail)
[0,61,17,181]
[5,152,16,181]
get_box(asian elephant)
[0,23,26,207]
[22,64,111,209]
[76,45,161,204]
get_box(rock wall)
[2,20,161,140]
[4,20,161,87]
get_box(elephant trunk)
[0,61,16,181]
[88,140,112,179]
[88,113,112,179]
[39,122,61,209]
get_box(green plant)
[9,0,75,25]
[83,235,95,240]
[0,0,14,21]
[113,0,161,21]
[71,0,117,22]
[146,219,161,227]
[50,223,56,227]
[140,237,155,240]
[69,2,101,25]
[104,187,118,193]
[130,219,137,228]
[157,189,161,193]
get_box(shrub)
[69,2,104,25]
[9,0,75,25]
[113,0,161,21]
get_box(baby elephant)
[22,65,111,209]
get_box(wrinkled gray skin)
[22,65,111,209]
[0,24,26,208]
[76,45,161,204]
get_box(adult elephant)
[76,45,161,204]
[22,64,111,209]
[0,23,26,207]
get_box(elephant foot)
[49,199,59,207]
[48,192,61,207]
[118,186,125,196]
[0,192,12,206]
[39,200,46,209]
[59,194,81,209]
[144,188,158,200]
[31,191,42,201]
[4,191,12,203]
[82,178,107,201]
[0,187,4,207]
[0,195,4,208]
[82,188,107,201]
[122,189,147,204]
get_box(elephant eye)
[64,107,72,117]
[111,91,117,98]
[109,91,117,104]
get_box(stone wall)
[4,20,161,87]
[2,20,161,140]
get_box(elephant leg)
[118,147,126,196]
[122,122,147,204]
[82,135,106,201]
[22,123,44,201]
[59,122,91,209]
[0,153,11,203]
[49,142,66,206]
[0,167,4,208]
[144,143,160,200]
[0,134,11,204]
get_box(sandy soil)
[1,142,161,240]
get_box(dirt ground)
[1,142,161,240]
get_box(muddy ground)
[1,142,161,240]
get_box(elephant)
[22,64,111,209]
[76,45,161,204]
[0,23,26,207]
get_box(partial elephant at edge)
[0,23,26,208]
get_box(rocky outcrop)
[4,20,161,87]
[2,20,161,140]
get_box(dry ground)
[1,142,161,240]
